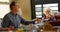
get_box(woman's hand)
[34,18,42,23]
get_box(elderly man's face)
[12,3,19,12]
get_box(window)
[35,3,58,18]
[35,5,42,18]
[0,0,9,2]
[0,0,10,18]
[43,3,58,14]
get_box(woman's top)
[42,14,56,22]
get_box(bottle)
[16,29,23,32]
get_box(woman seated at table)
[42,8,56,22]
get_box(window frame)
[35,3,58,18]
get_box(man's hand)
[1,26,15,31]
[8,25,15,30]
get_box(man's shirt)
[2,12,35,29]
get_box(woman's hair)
[43,7,51,14]
[43,7,54,16]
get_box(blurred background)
[0,0,60,32]
[0,0,59,20]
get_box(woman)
[42,8,56,22]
